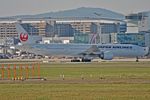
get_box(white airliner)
[15,23,149,62]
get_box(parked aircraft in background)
[15,23,149,62]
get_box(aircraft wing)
[15,44,46,56]
[79,45,101,56]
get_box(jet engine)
[100,51,113,60]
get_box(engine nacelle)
[100,51,113,60]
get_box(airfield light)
[7,65,10,79]
[13,65,17,80]
[25,65,29,79]
[38,63,40,78]
[19,65,23,79]
[1,65,4,80]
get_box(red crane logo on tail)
[20,33,28,42]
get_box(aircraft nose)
[144,47,149,56]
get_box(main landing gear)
[71,59,80,62]
[71,58,91,62]
[81,58,91,62]
[136,57,139,62]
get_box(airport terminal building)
[0,18,126,45]
[0,11,150,49]
[124,11,150,48]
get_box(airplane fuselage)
[16,43,149,58]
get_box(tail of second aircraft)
[15,23,42,44]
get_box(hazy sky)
[0,0,150,17]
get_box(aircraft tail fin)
[15,23,42,44]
